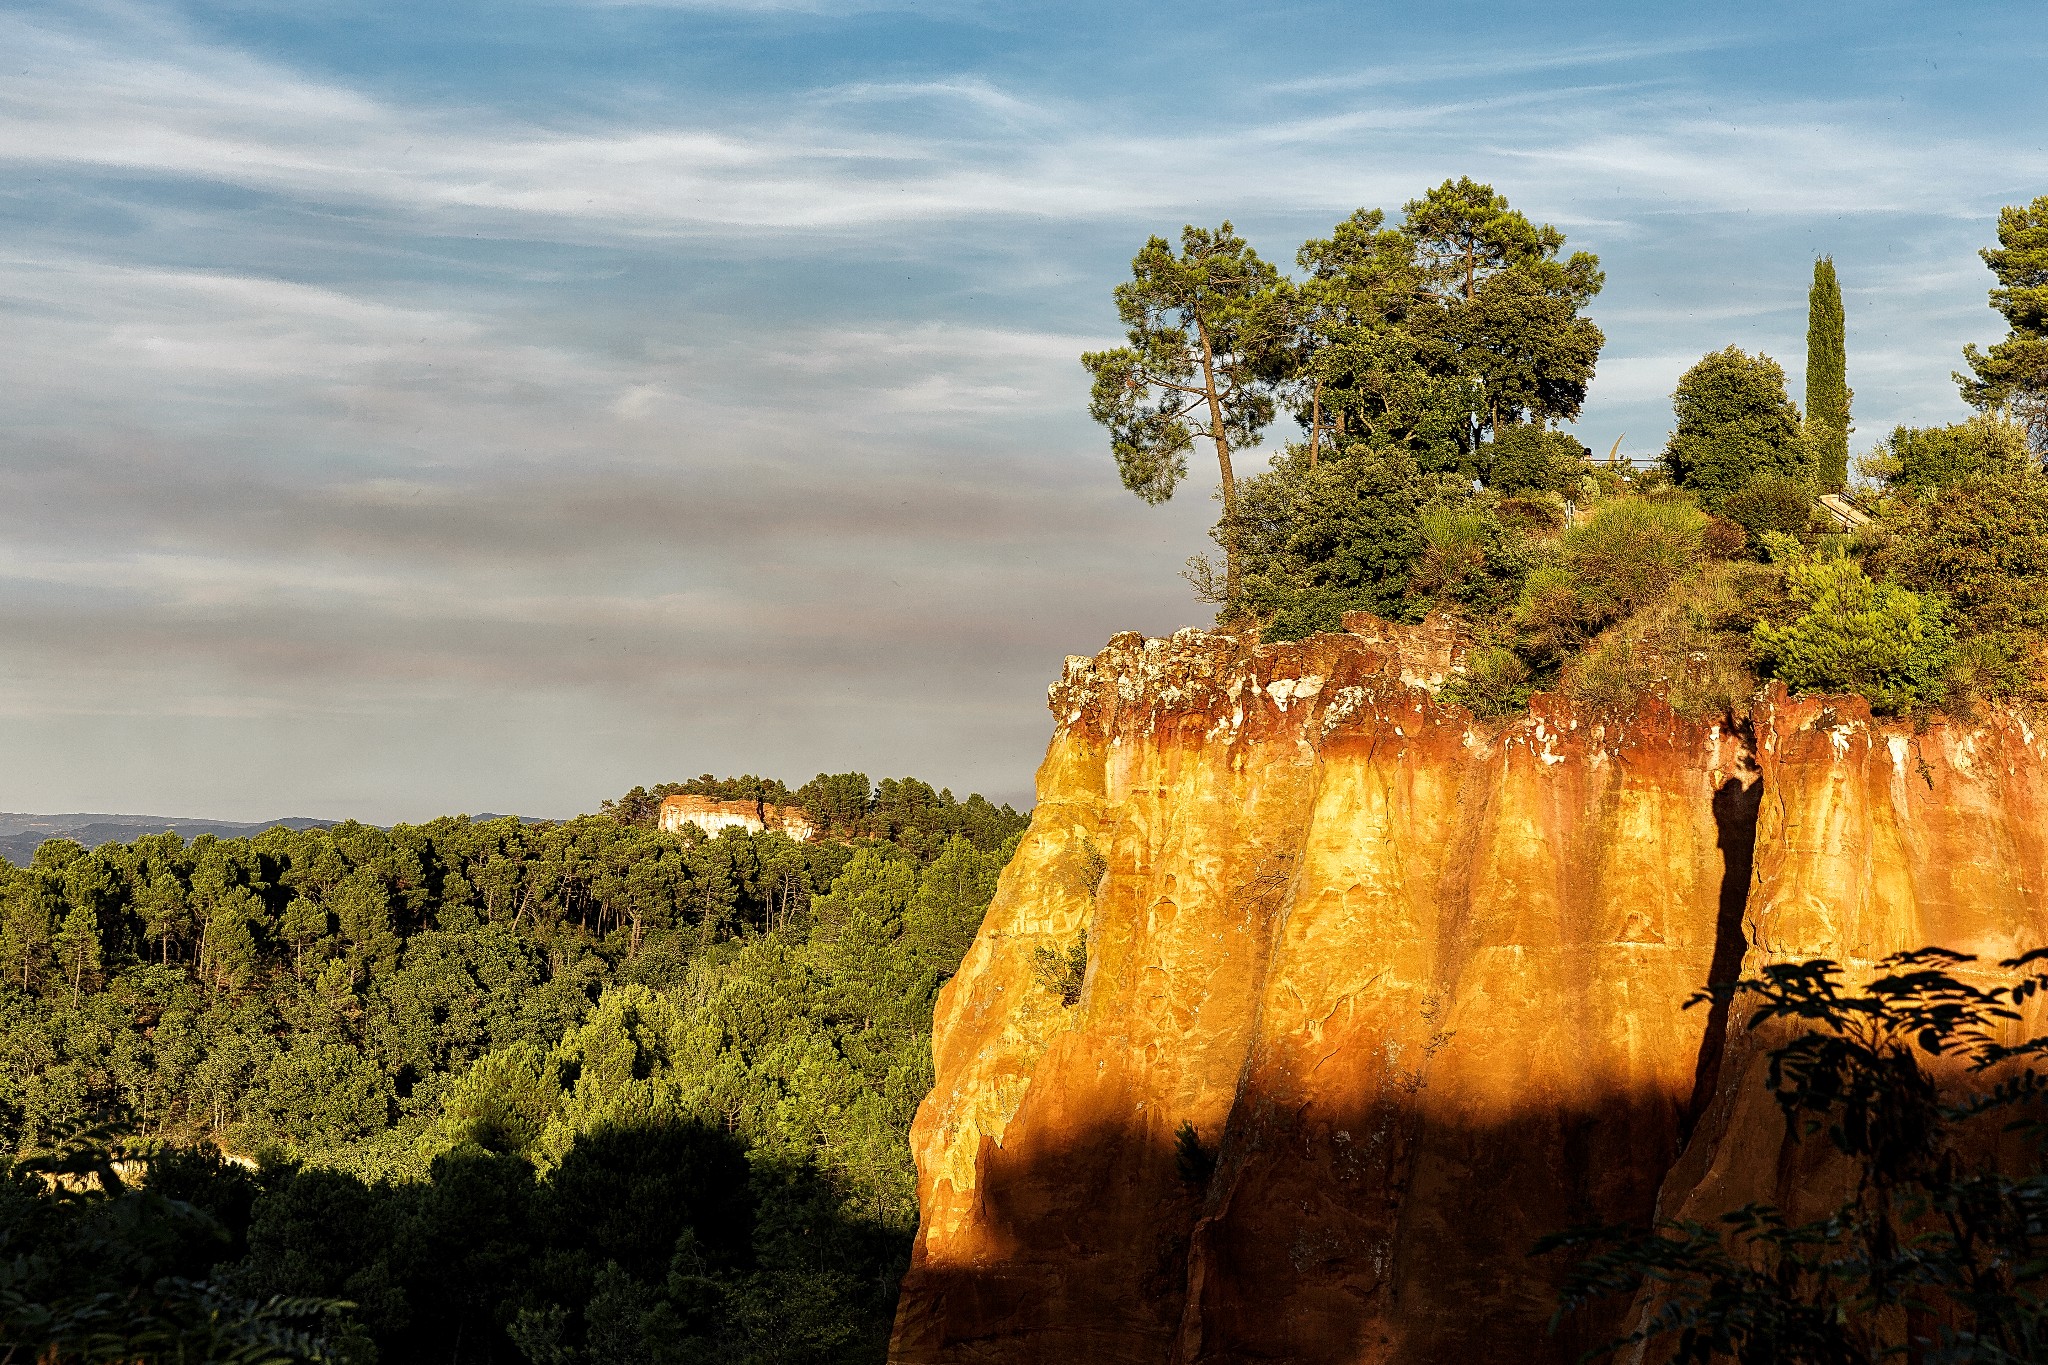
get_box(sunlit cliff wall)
[888,625,2048,1364]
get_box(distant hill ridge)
[0,775,1027,867]
[0,811,341,866]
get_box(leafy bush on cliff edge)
[1751,538,1956,715]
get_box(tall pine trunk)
[1196,322,1240,612]
[1806,257,1851,490]
[1308,380,1322,468]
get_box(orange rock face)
[889,628,2048,1363]
[1656,688,2048,1245]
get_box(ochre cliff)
[888,625,2048,1364]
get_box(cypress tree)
[1806,257,1851,490]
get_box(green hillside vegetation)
[1087,187,2048,719]
[0,775,1025,1363]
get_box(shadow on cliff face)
[1180,1086,1697,1365]
[1682,769,1763,1144]
[892,1114,1207,1364]
[894,1086,1711,1365]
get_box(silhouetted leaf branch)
[1542,947,2048,1363]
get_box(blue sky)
[1,0,2042,820]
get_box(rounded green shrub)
[1751,544,1954,713]
[1722,473,1818,548]
[1662,347,1809,512]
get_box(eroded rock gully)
[888,623,2048,1364]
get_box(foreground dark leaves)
[1541,947,2048,1364]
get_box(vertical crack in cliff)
[1681,723,1762,1146]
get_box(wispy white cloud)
[0,4,2031,247]
[0,253,1103,471]
[1508,117,2040,220]
[1270,36,1745,96]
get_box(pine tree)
[1959,196,2048,448]
[1805,257,1851,491]
[1082,223,1292,611]
[51,902,100,999]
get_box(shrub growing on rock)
[1870,470,2048,638]
[1563,561,1778,717]
[1441,645,1535,717]
[1751,540,1954,713]
[1407,500,1532,617]
[1515,496,1707,665]
[1233,443,1426,640]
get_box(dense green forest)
[1089,185,2048,719]
[0,775,1026,1363]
